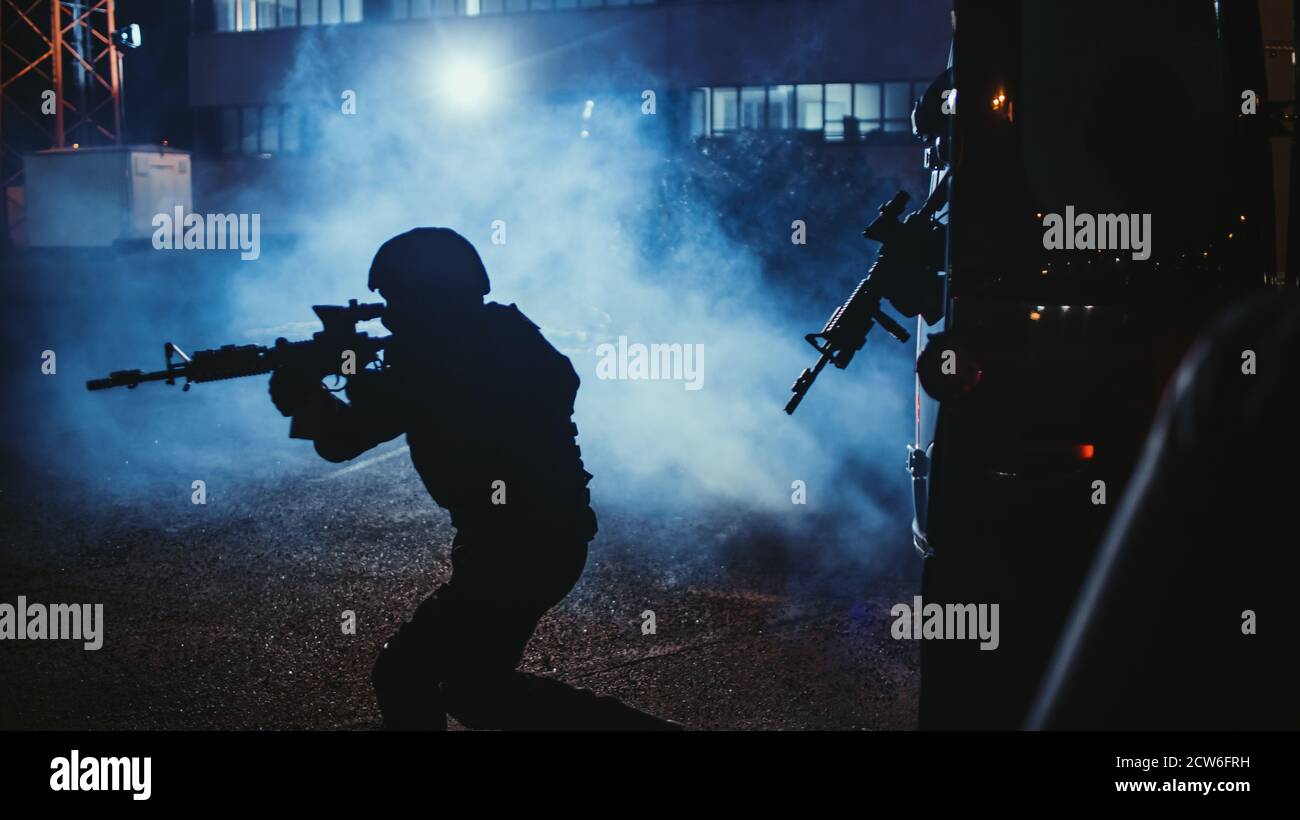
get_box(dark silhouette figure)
[270,228,677,730]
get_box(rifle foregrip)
[874,311,911,343]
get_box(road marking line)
[315,445,410,480]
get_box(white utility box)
[23,145,192,247]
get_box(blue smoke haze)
[3,27,920,573]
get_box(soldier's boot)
[372,628,447,731]
[443,672,685,730]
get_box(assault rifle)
[86,299,388,394]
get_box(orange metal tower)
[1,0,124,243]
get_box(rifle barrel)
[784,353,831,415]
[87,369,177,391]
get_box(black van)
[912,0,1292,729]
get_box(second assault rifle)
[784,191,919,415]
[86,298,388,396]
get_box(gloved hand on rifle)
[268,367,325,417]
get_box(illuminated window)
[740,87,765,129]
[854,83,881,132]
[824,83,851,141]
[767,85,793,129]
[393,0,431,17]
[256,1,278,28]
[712,88,738,133]
[211,0,662,28]
[684,79,930,141]
[690,88,708,138]
[796,84,822,130]
[214,0,237,31]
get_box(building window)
[211,0,659,27]
[207,105,308,157]
[212,0,362,29]
[260,106,281,153]
[690,80,929,142]
[213,0,307,30]
[854,83,882,133]
[884,81,914,132]
[711,88,738,134]
[767,85,793,129]
[824,83,851,141]
[282,107,302,153]
[214,0,236,31]
[690,89,707,138]
[256,1,278,29]
[795,84,822,131]
[739,86,765,130]
[396,0,429,17]
[221,108,240,155]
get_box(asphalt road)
[0,441,920,731]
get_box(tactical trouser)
[373,521,677,730]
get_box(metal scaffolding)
[1,0,123,242]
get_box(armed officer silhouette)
[269,228,677,730]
